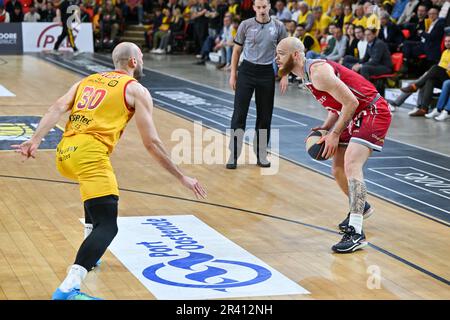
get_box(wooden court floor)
[0,55,449,300]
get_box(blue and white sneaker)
[52,288,102,300]
[338,202,374,231]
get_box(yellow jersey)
[439,49,450,77]
[353,16,367,28]
[301,32,321,53]
[311,13,332,36]
[64,71,136,153]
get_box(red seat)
[369,53,403,80]
[401,29,410,39]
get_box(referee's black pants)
[54,22,78,51]
[229,60,275,162]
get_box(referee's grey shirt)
[234,17,287,65]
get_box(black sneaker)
[332,226,368,253]
[338,202,374,231]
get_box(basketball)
[305,130,328,161]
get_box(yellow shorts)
[56,134,119,202]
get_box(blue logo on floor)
[138,218,272,291]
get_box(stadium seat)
[369,53,404,95]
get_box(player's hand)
[304,125,328,142]
[180,176,207,199]
[11,139,41,161]
[279,75,288,94]
[318,132,339,159]
[229,72,237,90]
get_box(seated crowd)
[1,0,450,119]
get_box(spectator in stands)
[401,4,429,42]
[153,7,185,54]
[343,23,359,59]
[144,6,162,50]
[167,0,182,16]
[364,1,381,30]
[152,7,171,52]
[425,78,450,121]
[214,13,233,69]
[275,0,291,21]
[123,0,143,26]
[439,0,450,24]
[297,2,313,32]
[394,34,450,116]
[10,3,23,22]
[311,5,332,40]
[343,4,354,25]
[351,27,393,80]
[192,0,212,57]
[332,3,344,28]
[306,24,347,62]
[295,22,320,53]
[24,4,40,22]
[285,19,296,36]
[342,25,367,69]
[378,11,404,53]
[391,0,410,21]
[5,0,21,18]
[99,0,121,48]
[291,0,301,23]
[227,0,240,19]
[402,6,445,68]
[0,3,10,22]
[39,0,57,22]
[397,0,420,25]
[352,3,366,28]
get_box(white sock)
[59,264,88,293]
[349,214,363,234]
[84,223,93,239]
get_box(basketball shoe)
[332,225,368,253]
[52,288,102,300]
[338,202,374,231]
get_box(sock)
[349,214,363,234]
[84,223,93,239]
[59,264,88,293]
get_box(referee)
[227,0,288,169]
[53,0,80,54]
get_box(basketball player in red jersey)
[275,37,392,253]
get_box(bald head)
[112,42,144,79]
[112,42,141,69]
[278,37,305,55]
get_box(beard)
[278,55,295,77]
[133,63,144,80]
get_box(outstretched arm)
[11,81,80,160]
[129,82,207,199]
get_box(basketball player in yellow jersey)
[12,42,207,300]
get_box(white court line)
[407,156,450,172]
[0,85,15,97]
[369,156,450,172]
[186,87,308,127]
[153,98,227,128]
[313,160,450,215]
[369,168,450,201]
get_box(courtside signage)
[105,215,309,299]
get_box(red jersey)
[303,59,385,115]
